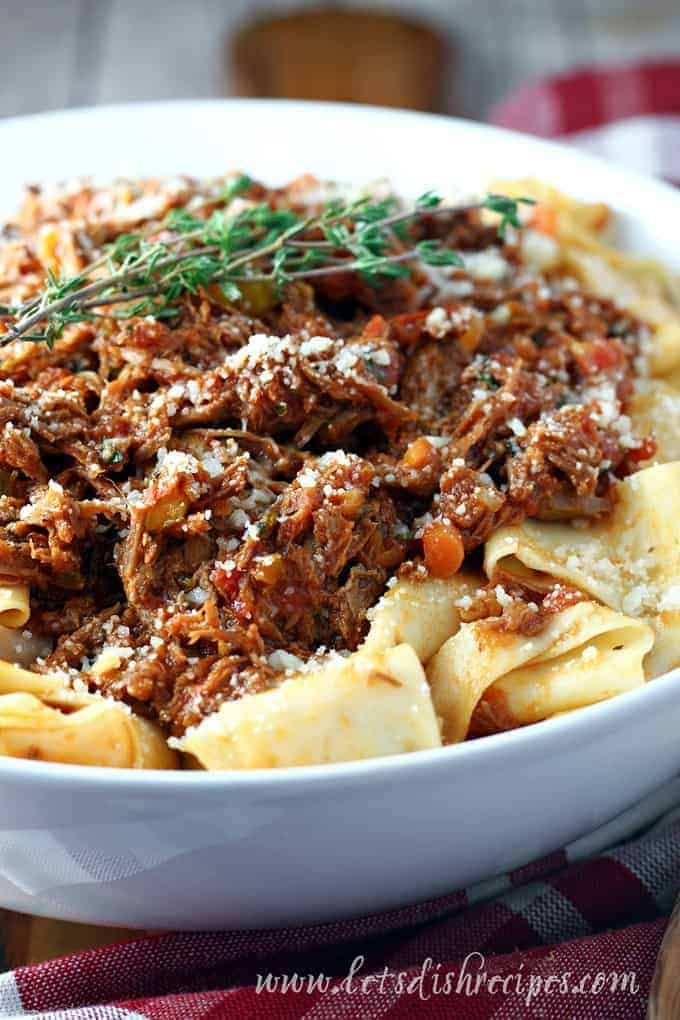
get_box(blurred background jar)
[229,7,447,111]
[4,1,680,123]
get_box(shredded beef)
[0,174,654,734]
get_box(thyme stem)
[0,188,533,346]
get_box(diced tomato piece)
[576,338,627,375]
[212,564,241,601]
[628,435,657,464]
[389,311,429,348]
[459,315,484,354]
[212,565,253,621]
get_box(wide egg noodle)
[470,613,653,736]
[361,571,480,662]
[0,660,177,768]
[427,602,653,744]
[178,644,442,769]
[484,463,680,678]
[0,583,30,629]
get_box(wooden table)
[0,910,140,969]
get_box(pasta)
[0,661,177,768]
[362,573,478,661]
[0,171,678,769]
[0,583,30,629]
[485,463,680,677]
[428,602,653,742]
[179,644,440,769]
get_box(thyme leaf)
[482,193,536,238]
[0,188,530,346]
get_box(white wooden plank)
[0,1,81,118]
[95,0,242,104]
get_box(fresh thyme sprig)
[0,182,534,347]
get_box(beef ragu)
[0,174,654,736]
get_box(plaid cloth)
[1,780,679,1018]
[3,61,680,1018]
[490,58,680,185]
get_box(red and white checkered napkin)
[1,780,679,1019]
[490,58,680,185]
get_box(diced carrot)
[422,519,464,578]
[530,203,558,236]
[588,203,611,232]
[402,437,440,472]
[37,225,60,273]
[253,553,285,585]
[338,486,365,518]
[459,315,484,353]
[364,314,388,339]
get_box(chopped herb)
[416,241,464,268]
[0,190,527,346]
[416,190,442,209]
[219,173,253,203]
[101,439,123,465]
[362,356,387,384]
[479,372,500,390]
[483,194,536,239]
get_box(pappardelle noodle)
[0,173,678,769]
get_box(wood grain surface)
[0,909,141,968]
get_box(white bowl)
[0,100,679,930]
